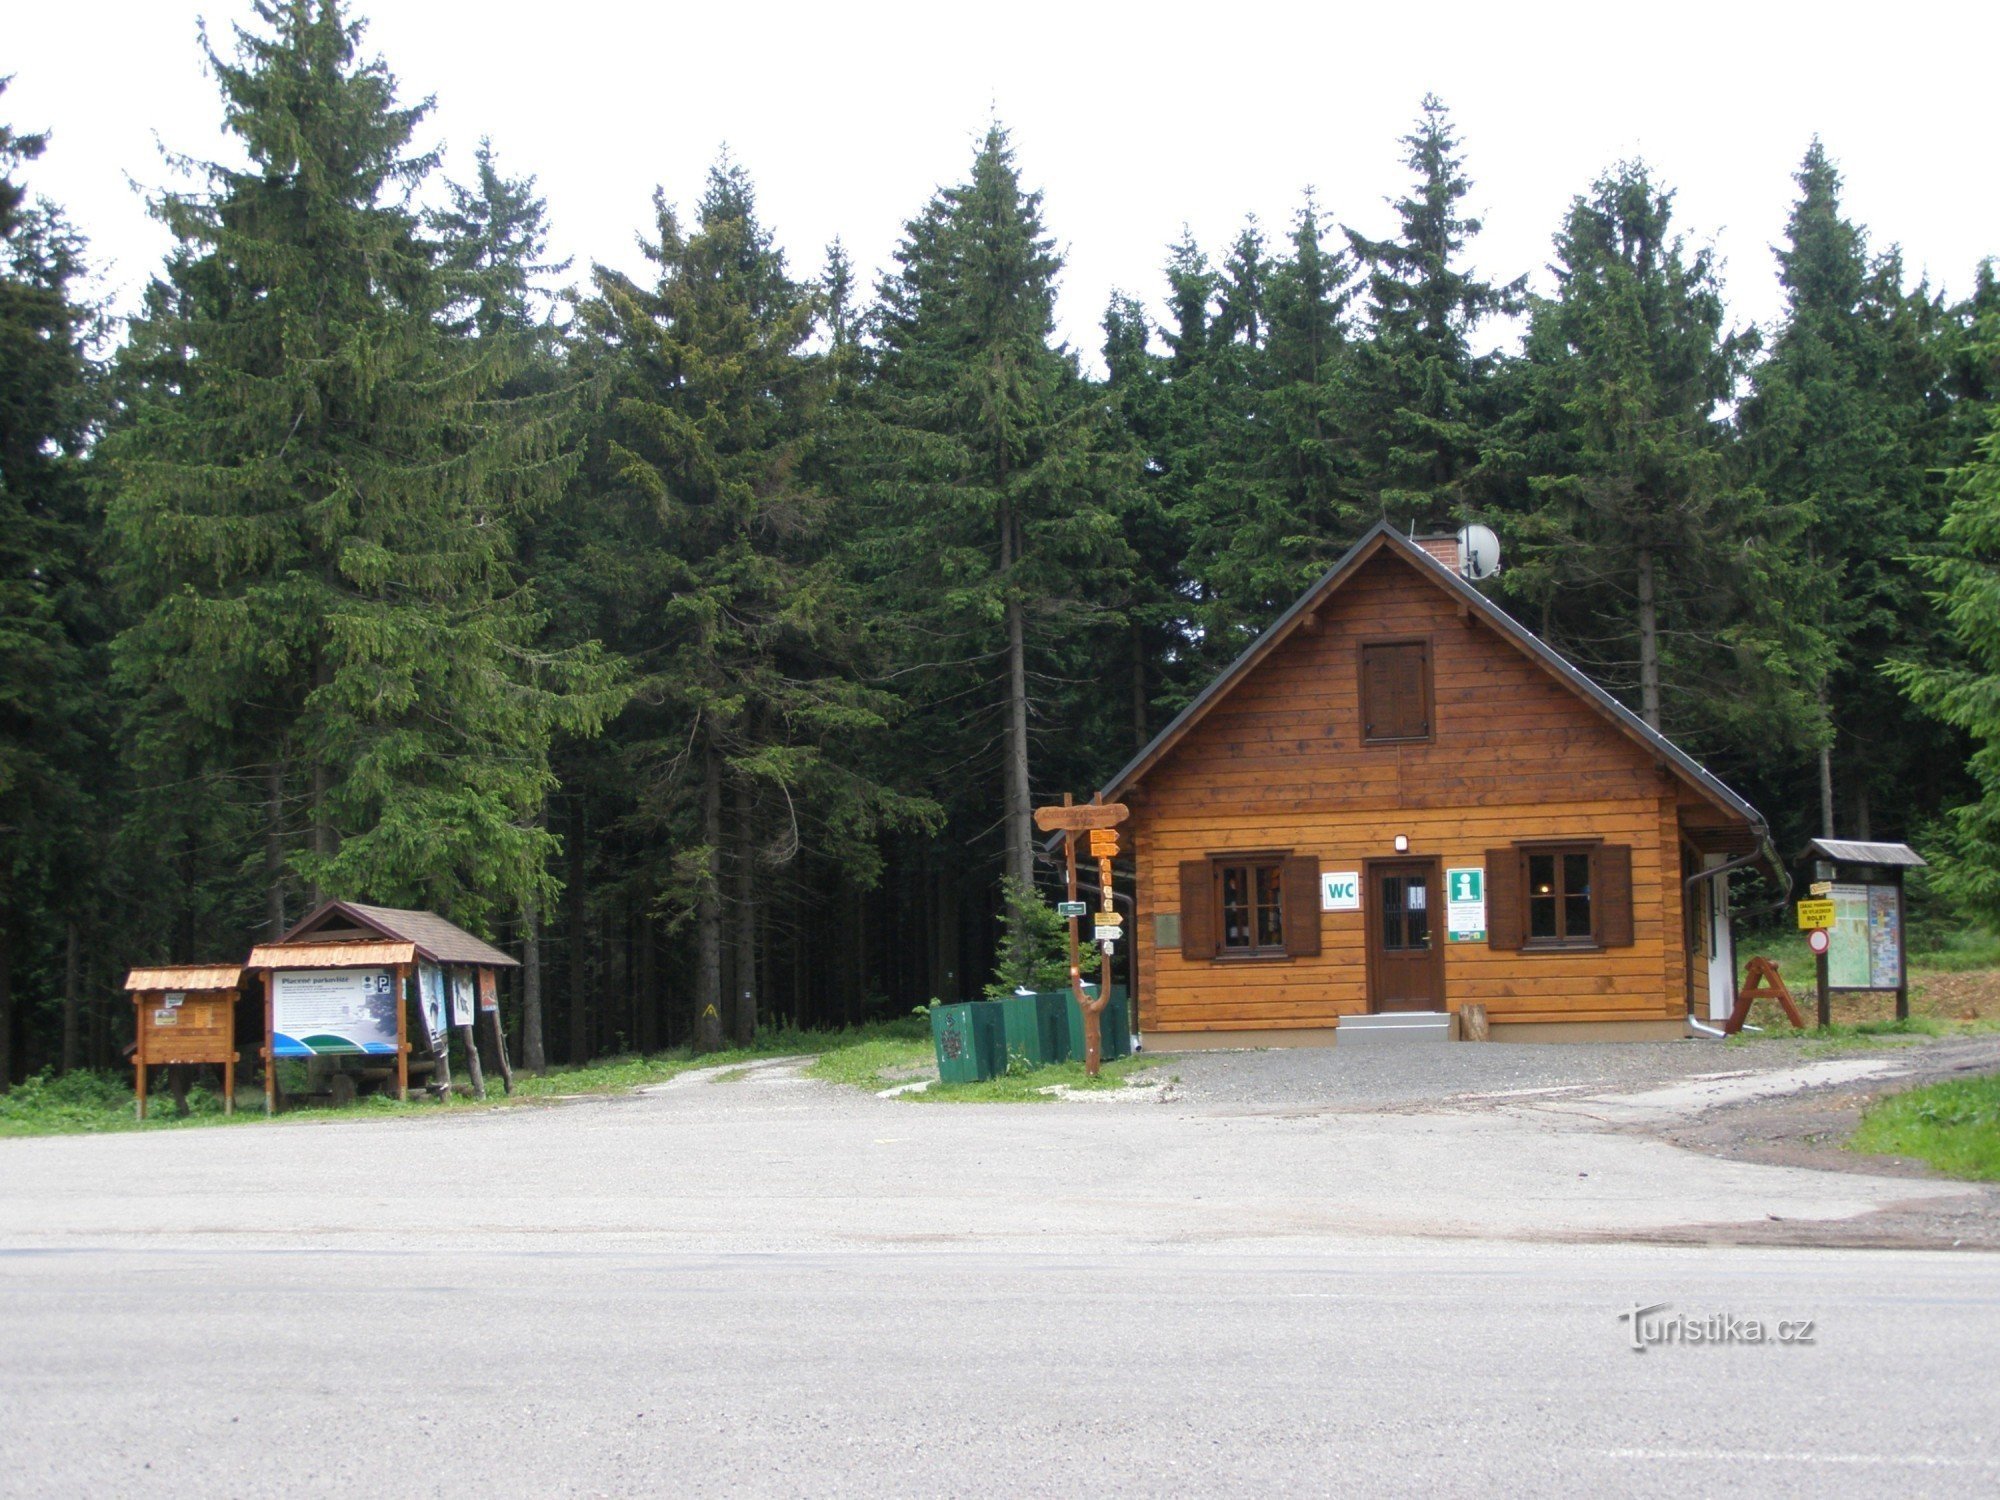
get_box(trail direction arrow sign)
[1034,802,1129,832]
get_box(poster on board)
[449,969,475,1028]
[477,967,498,1013]
[1445,866,1486,943]
[417,962,447,1049]
[1826,884,1871,988]
[272,969,399,1056]
[1867,885,1902,989]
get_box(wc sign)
[1320,871,1361,912]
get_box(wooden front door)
[1367,859,1444,1012]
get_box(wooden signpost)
[1037,794,1130,1077]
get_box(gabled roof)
[124,966,245,993]
[1804,839,1928,869]
[246,941,419,971]
[265,900,519,969]
[1096,522,1767,836]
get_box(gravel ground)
[1151,1034,1845,1111]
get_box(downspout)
[1682,827,1789,1038]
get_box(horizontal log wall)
[1131,553,1692,1034]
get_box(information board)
[272,969,399,1057]
[418,962,448,1049]
[1445,866,1486,943]
[450,969,475,1027]
[1825,883,1903,990]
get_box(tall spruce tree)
[1738,140,1956,841]
[1189,199,1362,650]
[102,1,618,948]
[1346,95,1521,528]
[850,124,1132,919]
[1885,353,2000,919]
[1509,161,1824,761]
[0,83,103,1086]
[567,160,929,1051]
[429,136,577,1069]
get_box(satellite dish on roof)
[1457,524,1501,582]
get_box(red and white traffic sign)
[1807,928,1830,955]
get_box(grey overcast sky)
[8,0,1998,361]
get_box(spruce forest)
[5,0,2000,1084]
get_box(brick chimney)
[1413,534,1460,573]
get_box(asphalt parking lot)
[4,1035,1998,1496]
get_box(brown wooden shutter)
[1282,854,1321,957]
[1362,643,1430,740]
[1178,860,1214,961]
[1486,847,1525,950]
[1406,643,1431,738]
[1597,844,1634,947]
[1361,647,1393,740]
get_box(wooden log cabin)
[1102,523,1780,1046]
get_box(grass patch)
[0,1067,262,1139]
[0,1018,935,1139]
[1849,1072,2000,1180]
[911,1053,1163,1103]
[806,1034,935,1091]
[1907,927,2000,972]
[1724,1015,1964,1054]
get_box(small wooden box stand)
[124,966,246,1120]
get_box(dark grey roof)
[1090,522,1768,834]
[1804,839,1929,869]
[278,900,519,968]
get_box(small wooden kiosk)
[124,966,247,1119]
[245,900,518,1113]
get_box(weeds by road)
[1849,1072,2000,1180]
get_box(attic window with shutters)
[1360,640,1432,744]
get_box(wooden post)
[1894,869,1909,1022]
[1816,947,1831,1030]
[480,968,514,1095]
[458,1022,485,1099]
[263,970,277,1116]
[224,1051,236,1117]
[135,993,148,1121]
[395,963,409,1102]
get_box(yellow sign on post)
[1796,898,1837,930]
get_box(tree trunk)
[310,758,331,907]
[521,895,546,1074]
[1131,621,1149,752]
[1853,781,1872,842]
[265,758,288,938]
[637,905,658,1054]
[694,745,725,1053]
[0,908,13,1093]
[567,802,590,1066]
[309,654,334,904]
[60,921,80,1075]
[1818,682,1837,840]
[999,495,1033,891]
[732,782,757,1046]
[1635,547,1661,732]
